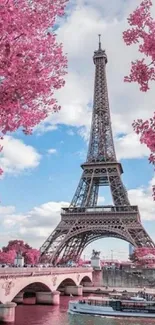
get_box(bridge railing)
[0,267,93,278]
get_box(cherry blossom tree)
[0,240,40,265]
[131,247,155,266]
[0,0,67,175]
[24,249,40,265]
[123,0,155,199]
[0,249,16,264]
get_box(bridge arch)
[79,275,92,286]
[9,278,53,303]
[23,282,51,299]
[56,277,77,291]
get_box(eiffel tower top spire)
[98,34,101,50]
[86,35,116,163]
[93,34,108,64]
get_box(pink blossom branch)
[123,0,155,199]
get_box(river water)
[14,296,155,325]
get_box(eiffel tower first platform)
[40,36,155,265]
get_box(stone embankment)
[92,268,155,288]
[83,286,155,295]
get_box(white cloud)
[47,148,57,155]
[2,214,27,228]
[41,72,92,131]
[0,201,69,248]
[0,136,41,175]
[0,205,15,215]
[128,177,155,221]
[115,133,150,160]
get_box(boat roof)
[84,297,155,304]
[109,293,122,296]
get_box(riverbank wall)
[93,268,155,288]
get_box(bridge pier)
[13,292,24,304]
[93,270,103,286]
[36,291,60,305]
[65,285,83,296]
[0,302,16,323]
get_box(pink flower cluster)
[132,247,155,265]
[133,115,155,199]
[123,0,155,199]
[123,0,155,91]
[133,114,155,160]
[0,0,68,136]
[0,250,16,264]
[124,59,155,92]
[131,247,155,267]
[0,240,40,265]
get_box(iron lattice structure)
[40,38,155,265]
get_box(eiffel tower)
[40,36,155,264]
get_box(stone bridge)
[0,267,92,322]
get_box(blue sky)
[0,0,155,261]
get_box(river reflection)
[14,296,155,325]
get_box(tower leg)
[40,221,70,259]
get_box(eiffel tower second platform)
[40,37,155,265]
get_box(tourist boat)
[68,296,155,318]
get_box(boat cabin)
[79,297,155,313]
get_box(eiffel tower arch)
[40,36,155,265]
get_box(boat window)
[95,301,99,306]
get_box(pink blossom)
[123,0,155,199]
[24,249,40,265]
[131,247,155,265]
[127,0,152,28]
[123,0,155,92]
[0,250,16,264]
[123,28,139,45]
[124,59,155,91]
